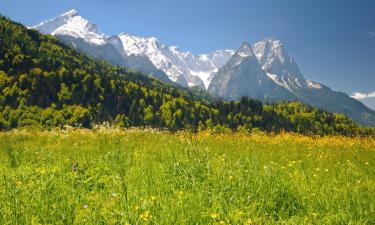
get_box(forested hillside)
[0,15,373,136]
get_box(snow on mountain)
[209,39,375,126]
[194,50,235,88]
[228,42,255,66]
[306,80,322,89]
[32,9,106,45]
[116,33,234,88]
[30,10,375,125]
[29,10,343,96]
[208,42,296,100]
[32,10,234,88]
[253,38,306,90]
[209,39,319,97]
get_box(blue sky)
[1,0,375,109]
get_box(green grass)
[0,128,374,224]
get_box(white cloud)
[351,91,375,99]
[366,31,375,36]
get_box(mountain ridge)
[208,40,375,126]
[208,42,298,101]
[31,9,375,126]
[32,10,234,89]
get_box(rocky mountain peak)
[60,9,79,18]
[32,9,106,45]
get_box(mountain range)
[31,9,375,126]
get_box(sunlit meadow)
[0,128,374,224]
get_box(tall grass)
[0,128,374,224]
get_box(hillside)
[0,15,374,136]
[208,40,375,126]
[31,10,375,127]
[31,9,234,89]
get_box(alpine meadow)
[1,129,374,224]
[1,1,375,224]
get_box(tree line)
[0,15,374,137]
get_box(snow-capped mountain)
[251,38,326,93]
[33,11,172,83]
[115,32,234,88]
[209,40,375,126]
[208,42,297,101]
[31,9,375,126]
[253,38,307,90]
[32,9,106,45]
[32,9,234,89]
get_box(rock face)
[32,10,172,83]
[32,10,375,126]
[32,10,234,88]
[33,9,107,45]
[208,39,375,126]
[253,38,307,90]
[208,42,296,101]
[114,32,234,88]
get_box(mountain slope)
[253,39,375,126]
[2,14,373,136]
[32,10,234,88]
[57,34,173,84]
[209,42,297,101]
[209,39,375,126]
[32,11,172,83]
[116,32,235,88]
[33,9,106,45]
[30,10,375,126]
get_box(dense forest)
[0,15,374,136]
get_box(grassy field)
[0,128,374,224]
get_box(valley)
[31,10,375,126]
[0,4,374,225]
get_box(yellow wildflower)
[210,212,218,219]
[140,211,151,221]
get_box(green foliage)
[0,15,374,136]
